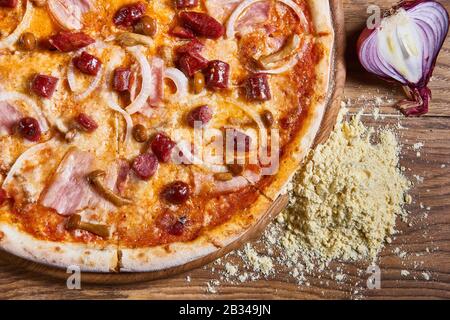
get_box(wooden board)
[1,0,449,299]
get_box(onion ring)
[0,0,33,50]
[164,68,189,99]
[125,47,153,115]
[2,139,55,189]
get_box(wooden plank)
[1,0,450,299]
[0,115,449,299]
[344,0,450,117]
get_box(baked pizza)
[0,0,334,272]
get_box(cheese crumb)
[243,244,273,276]
[422,272,431,281]
[412,142,424,151]
[401,270,410,277]
[203,106,413,295]
[224,263,238,276]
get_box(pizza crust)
[120,191,272,272]
[0,223,118,272]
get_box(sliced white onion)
[231,101,267,149]
[0,0,33,50]
[164,68,188,99]
[256,37,308,74]
[47,0,83,31]
[103,91,133,143]
[0,91,49,132]
[67,42,105,100]
[125,46,153,115]
[226,0,309,39]
[67,62,78,92]
[67,63,103,101]
[256,54,300,74]
[175,140,228,173]
[101,46,132,143]
[2,139,55,189]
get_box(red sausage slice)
[73,52,102,76]
[31,74,59,98]
[48,32,95,52]
[0,0,18,8]
[75,113,98,133]
[132,153,158,180]
[179,11,224,39]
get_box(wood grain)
[1,0,450,299]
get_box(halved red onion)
[357,0,449,116]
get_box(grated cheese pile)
[279,107,411,266]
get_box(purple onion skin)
[395,0,431,11]
[357,0,449,116]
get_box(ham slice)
[146,57,164,108]
[206,0,270,34]
[0,101,22,136]
[40,148,118,215]
[235,1,270,34]
[205,0,242,23]
[47,0,93,31]
[129,57,165,118]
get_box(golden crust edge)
[0,222,118,272]
[119,192,272,272]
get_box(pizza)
[0,0,334,272]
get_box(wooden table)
[1,0,449,299]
